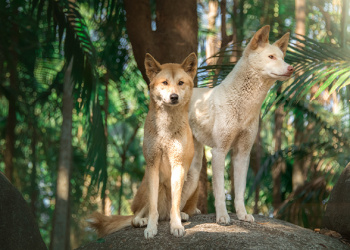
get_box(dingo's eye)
[268,55,275,59]
[162,81,168,85]
[178,81,184,86]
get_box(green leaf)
[328,70,350,94]
[312,68,350,99]
[96,238,105,243]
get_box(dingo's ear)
[145,53,162,81]
[247,25,270,50]
[181,52,197,79]
[273,32,290,57]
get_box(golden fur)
[89,53,199,239]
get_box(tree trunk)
[102,72,111,216]
[124,0,198,85]
[197,150,208,214]
[206,0,219,65]
[118,154,126,215]
[295,0,306,38]
[292,0,306,191]
[117,124,140,215]
[196,1,218,214]
[51,58,74,250]
[30,121,38,218]
[4,7,19,183]
[272,88,284,210]
[213,0,234,84]
[231,0,245,62]
[292,114,304,191]
[250,118,262,214]
[230,152,235,212]
[341,0,349,48]
[4,97,16,183]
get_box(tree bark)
[118,154,126,215]
[250,118,262,214]
[102,71,111,216]
[292,114,304,191]
[124,0,198,85]
[295,0,306,39]
[197,150,208,214]
[4,97,16,183]
[30,120,38,218]
[230,152,235,212]
[231,0,245,62]
[117,124,140,215]
[292,0,306,191]
[4,6,19,183]
[206,0,219,65]
[272,88,284,210]
[51,58,74,250]
[213,0,234,84]
[341,0,349,48]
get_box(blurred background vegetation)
[0,0,349,248]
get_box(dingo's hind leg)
[180,138,203,210]
[132,206,148,227]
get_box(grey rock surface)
[0,172,46,250]
[323,162,350,239]
[78,213,348,250]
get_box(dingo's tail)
[89,212,133,237]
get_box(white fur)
[180,26,293,224]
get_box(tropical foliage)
[0,0,349,248]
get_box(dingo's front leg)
[170,164,186,237]
[233,152,254,222]
[144,161,160,239]
[212,148,230,224]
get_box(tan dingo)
[89,53,199,239]
[179,25,294,224]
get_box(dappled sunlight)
[184,222,250,236]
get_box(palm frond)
[275,176,329,228]
[32,0,108,195]
[197,41,244,87]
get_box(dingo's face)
[245,26,294,81]
[145,53,197,107]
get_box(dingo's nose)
[170,94,179,103]
[287,65,294,72]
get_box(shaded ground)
[77,213,349,250]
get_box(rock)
[78,213,348,250]
[0,173,46,250]
[323,162,350,239]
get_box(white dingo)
[180,25,294,224]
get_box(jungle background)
[0,0,349,249]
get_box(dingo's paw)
[144,226,157,239]
[170,224,185,237]
[180,212,189,222]
[133,217,148,227]
[216,213,230,224]
[194,208,201,215]
[237,213,255,222]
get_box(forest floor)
[77,213,349,250]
